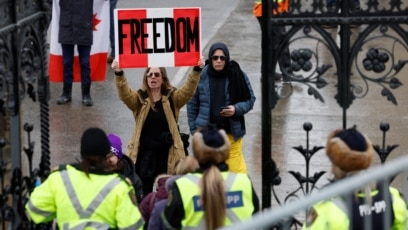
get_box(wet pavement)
[24,0,408,206]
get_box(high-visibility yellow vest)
[25,164,144,230]
[302,187,408,230]
[176,172,255,229]
[253,0,289,17]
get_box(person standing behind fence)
[25,127,144,229]
[106,133,144,203]
[187,42,256,173]
[162,124,260,229]
[111,58,205,196]
[303,126,408,230]
[56,0,94,106]
[253,0,292,81]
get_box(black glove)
[193,65,203,72]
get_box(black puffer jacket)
[58,0,94,45]
[121,155,144,203]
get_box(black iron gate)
[0,0,51,228]
[261,0,408,211]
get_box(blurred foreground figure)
[303,126,408,230]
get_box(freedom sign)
[114,8,201,68]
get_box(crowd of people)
[25,125,408,229]
[30,18,262,226]
[27,0,408,229]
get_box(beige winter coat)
[115,70,200,173]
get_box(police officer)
[162,124,260,229]
[25,127,144,229]
[303,126,408,229]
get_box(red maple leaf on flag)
[92,14,101,31]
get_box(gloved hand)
[193,56,206,71]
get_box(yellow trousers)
[226,134,247,173]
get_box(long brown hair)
[200,165,226,229]
[142,67,175,110]
[192,126,230,229]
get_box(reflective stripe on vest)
[26,199,54,219]
[59,170,121,227]
[63,221,110,230]
[63,221,145,230]
[179,172,253,229]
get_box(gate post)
[0,0,51,228]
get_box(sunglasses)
[146,72,161,78]
[211,55,226,61]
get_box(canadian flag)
[48,0,110,82]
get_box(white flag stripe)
[92,0,110,54]
[49,0,109,56]
[147,8,174,67]
[49,0,60,55]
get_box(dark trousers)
[141,178,154,197]
[61,44,91,86]
[135,148,168,196]
[109,0,118,57]
[256,17,291,73]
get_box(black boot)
[56,83,72,105]
[82,85,93,106]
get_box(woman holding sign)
[111,58,204,195]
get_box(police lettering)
[358,200,387,216]
[192,191,244,212]
[118,17,199,54]
[226,191,244,208]
[227,194,241,204]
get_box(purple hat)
[107,133,123,159]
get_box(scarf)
[207,60,250,104]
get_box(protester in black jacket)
[107,133,144,203]
[57,0,94,106]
